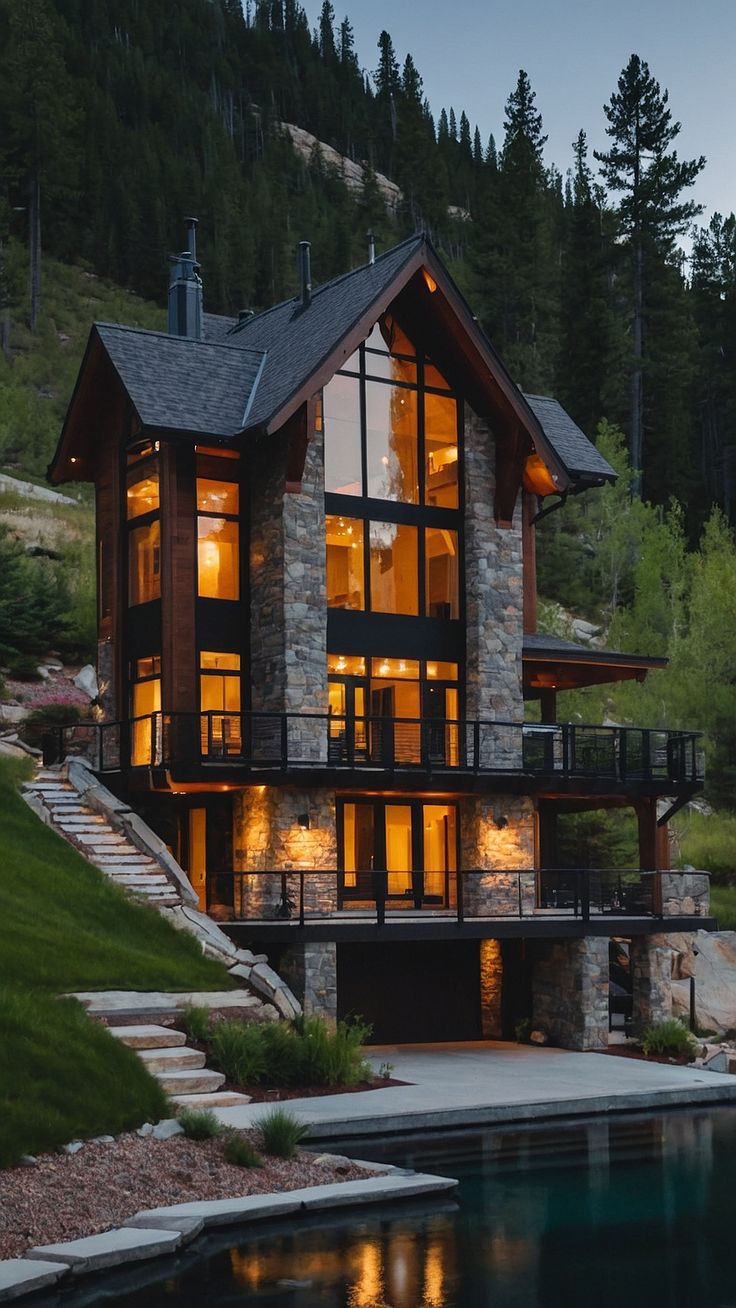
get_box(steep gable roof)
[95,324,265,438]
[523,395,615,483]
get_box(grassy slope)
[0,758,232,1164]
[0,249,165,483]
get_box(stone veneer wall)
[463,406,524,770]
[460,794,536,915]
[630,935,676,1034]
[661,871,710,918]
[232,786,338,918]
[532,937,609,1050]
[479,938,503,1037]
[279,941,338,1028]
[248,414,328,762]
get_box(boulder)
[73,664,99,701]
[672,931,736,1033]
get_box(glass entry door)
[340,798,457,908]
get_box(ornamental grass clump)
[640,1018,698,1061]
[182,1002,212,1044]
[256,1108,308,1159]
[211,1019,267,1085]
[223,1131,264,1169]
[293,1015,372,1087]
[177,1107,222,1140]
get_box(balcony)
[51,712,704,793]
[197,868,714,942]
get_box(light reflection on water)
[66,1107,734,1308]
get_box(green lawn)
[709,884,736,931]
[0,757,233,1164]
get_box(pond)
[67,1107,736,1307]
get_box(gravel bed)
[0,1133,365,1260]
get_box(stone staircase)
[108,1024,251,1110]
[23,770,180,906]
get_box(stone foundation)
[532,936,609,1050]
[232,786,337,918]
[279,941,337,1028]
[630,934,675,1034]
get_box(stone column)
[480,938,503,1038]
[531,936,609,1050]
[232,786,337,918]
[279,941,337,1029]
[463,406,524,770]
[630,935,674,1034]
[249,408,328,762]
[460,794,536,916]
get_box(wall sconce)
[297,812,310,830]
[493,811,508,829]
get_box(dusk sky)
[302,0,735,243]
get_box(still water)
[71,1108,736,1307]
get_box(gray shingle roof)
[228,234,424,431]
[96,324,265,438]
[522,394,616,483]
[203,311,238,343]
[523,633,665,666]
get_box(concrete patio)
[214,1041,736,1139]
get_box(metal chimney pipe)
[184,216,198,261]
[367,230,376,265]
[299,240,312,309]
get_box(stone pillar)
[460,794,536,915]
[480,938,503,1038]
[279,941,337,1029]
[464,406,524,769]
[249,407,328,762]
[531,936,609,1050]
[232,786,337,918]
[630,935,674,1034]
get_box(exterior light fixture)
[70,456,78,464]
[493,811,509,829]
[297,812,310,830]
[422,269,438,294]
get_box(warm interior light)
[422,269,438,293]
[523,452,558,497]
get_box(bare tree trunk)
[29,169,41,332]
[630,238,644,497]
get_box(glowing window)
[425,393,459,508]
[365,382,418,503]
[200,651,241,756]
[324,374,362,496]
[128,520,161,605]
[198,519,239,600]
[196,479,239,515]
[126,471,160,519]
[425,527,459,619]
[327,654,367,676]
[326,516,364,610]
[369,521,418,615]
[131,667,161,766]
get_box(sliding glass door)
[339,798,457,908]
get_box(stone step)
[107,872,169,884]
[70,990,260,1014]
[171,1091,253,1109]
[57,824,107,834]
[96,865,159,876]
[94,854,156,865]
[27,783,75,793]
[77,836,129,847]
[154,1068,226,1094]
[109,1025,187,1050]
[139,1046,206,1073]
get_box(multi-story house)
[50,225,710,1048]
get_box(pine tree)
[691,214,736,518]
[595,54,705,495]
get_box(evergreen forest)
[0,0,735,848]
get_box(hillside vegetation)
[0,757,231,1164]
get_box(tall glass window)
[126,449,160,606]
[200,651,241,756]
[130,655,161,765]
[196,452,240,600]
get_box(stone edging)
[0,1168,457,1302]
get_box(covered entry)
[337,940,481,1042]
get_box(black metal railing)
[201,867,663,927]
[47,712,704,786]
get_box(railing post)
[618,728,627,783]
[473,721,480,772]
[581,870,590,923]
[518,871,523,918]
[562,724,571,775]
[280,714,288,770]
[457,869,464,925]
[299,870,305,928]
[373,869,386,928]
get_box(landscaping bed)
[0,1132,365,1260]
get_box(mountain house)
[49,222,711,1046]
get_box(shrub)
[260,1020,302,1085]
[211,1019,267,1084]
[223,1131,263,1168]
[640,1018,698,1061]
[182,1003,212,1044]
[256,1108,308,1159]
[295,1016,371,1087]
[21,703,85,747]
[177,1107,222,1140]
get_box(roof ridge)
[95,322,265,357]
[228,232,426,338]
